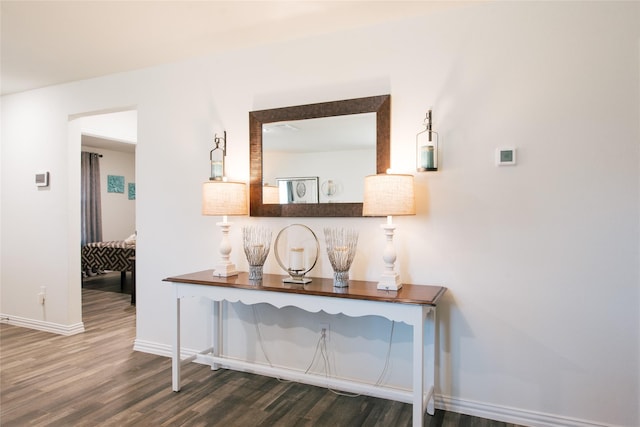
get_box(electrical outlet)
[319,323,329,341]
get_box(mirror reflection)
[263,113,376,204]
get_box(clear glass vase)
[333,270,350,288]
[242,226,272,282]
[324,228,358,288]
[249,265,264,281]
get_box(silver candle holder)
[242,226,272,281]
[324,227,358,288]
[274,224,319,284]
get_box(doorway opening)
[70,108,137,321]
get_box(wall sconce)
[363,173,416,290]
[416,110,439,172]
[209,131,227,181]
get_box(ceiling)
[82,134,136,153]
[0,0,479,96]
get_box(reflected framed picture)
[276,176,319,204]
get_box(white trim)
[436,395,615,427]
[133,339,172,357]
[0,313,84,336]
[134,339,200,360]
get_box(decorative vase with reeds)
[242,226,272,281]
[323,228,358,288]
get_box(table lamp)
[363,173,416,290]
[202,181,248,277]
[262,184,280,204]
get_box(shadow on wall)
[437,289,583,410]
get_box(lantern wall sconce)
[210,131,227,181]
[416,110,439,172]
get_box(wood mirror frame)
[249,94,390,217]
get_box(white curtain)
[81,152,102,246]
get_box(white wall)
[1,2,638,426]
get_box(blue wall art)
[107,175,125,193]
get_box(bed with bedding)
[81,237,135,291]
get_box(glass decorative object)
[416,110,439,172]
[242,226,272,281]
[274,224,319,284]
[209,131,226,181]
[324,228,359,288]
[321,179,339,198]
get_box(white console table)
[164,270,446,427]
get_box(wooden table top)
[164,270,447,306]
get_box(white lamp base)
[213,262,238,277]
[376,220,403,291]
[213,219,238,277]
[377,273,402,291]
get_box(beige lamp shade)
[363,174,416,217]
[202,181,248,216]
[262,184,280,204]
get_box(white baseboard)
[0,313,84,336]
[134,339,200,359]
[133,339,615,427]
[436,395,614,427]
[133,339,173,357]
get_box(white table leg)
[426,307,436,415]
[172,290,181,392]
[211,300,221,370]
[412,306,426,427]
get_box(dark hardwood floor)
[82,270,133,294]
[1,279,522,427]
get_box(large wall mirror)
[250,94,390,217]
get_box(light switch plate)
[496,148,516,166]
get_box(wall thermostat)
[35,171,50,187]
[496,148,516,166]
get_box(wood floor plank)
[1,285,524,427]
